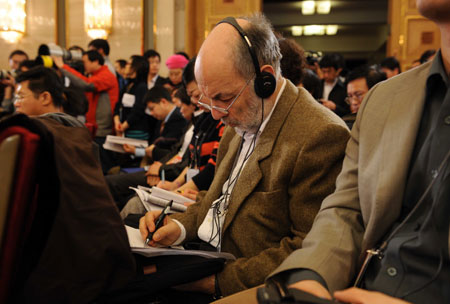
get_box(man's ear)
[40,91,53,106]
[336,67,343,76]
[260,64,275,76]
[160,98,170,106]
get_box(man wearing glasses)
[342,65,386,129]
[138,14,350,301]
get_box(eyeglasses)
[197,77,252,115]
[345,91,366,105]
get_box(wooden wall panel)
[185,0,261,57]
[387,0,440,71]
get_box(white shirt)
[172,78,287,249]
[178,124,194,157]
[322,78,337,100]
[147,74,159,90]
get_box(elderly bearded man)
[139,13,349,302]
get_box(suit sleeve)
[153,113,187,149]
[62,64,115,93]
[217,123,350,296]
[266,86,382,292]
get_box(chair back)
[0,126,40,303]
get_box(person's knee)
[121,195,146,219]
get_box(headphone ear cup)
[254,71,276,99]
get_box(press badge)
[186,168,200,181]
[122,93,135,108]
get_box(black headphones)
[217,17,276,99]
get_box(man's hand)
[157,180,178,190]
[123,144,136,154]
[178,188,198,201]
[146,161,162,176]
[173,274,215,294]
[145,144,155,158]
[139,211,181,246]
[1,74,15,87]
[320,99,337,111]
[146,175,160,186]
[334,287,411,304]
[121,121,130,132]
[289,280,332,300]
[52,56,64,69]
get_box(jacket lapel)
[222,81,298,233]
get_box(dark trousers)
[94,136,117,174]
[105,170,147,210]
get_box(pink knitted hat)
[165,54,189,69]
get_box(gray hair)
[232,13,282,79]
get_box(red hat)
[166,54,189,69]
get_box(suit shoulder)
[290,86,348,130]
[372,60,431,93]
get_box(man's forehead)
[11,54,26,60]
[16,81,27,91]
[348,77,368,90]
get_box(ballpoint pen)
[146,200,173,245]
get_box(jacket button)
[445,115,450,125]
[387,267,397,277]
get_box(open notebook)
[130,186,194,213]
[103,135,148,153]
[125,225,235,260]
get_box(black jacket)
[319,78,349,117]
[149,107,187,151]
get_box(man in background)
[143,49,168,89]
[55,50,119,173]
[88,38,116,75]
[318,53,349,117]
[14,67,64,116]
[342,65,386,129]
[380,56,401,78]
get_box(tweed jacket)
[172,80,350,296]
[269,61,441,292]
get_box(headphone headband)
[217,17,262,79]
[216,16,276,99]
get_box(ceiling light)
[0,0,26,43]
[326,25,338,35]
[302,1,315,15]
[291,26,303,36]
[303,25,325,36]
[85,0,112,39]
[317,1,331,14]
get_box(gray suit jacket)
[172,80,350,295]
[269,61,436,292]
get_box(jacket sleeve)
[267,94,373,292]
[216,123,351,296]
[62,64,116,94]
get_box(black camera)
[306,55,320,66]
[0,69,16,80]
[38,43,82,62]
[257,284,338,304]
